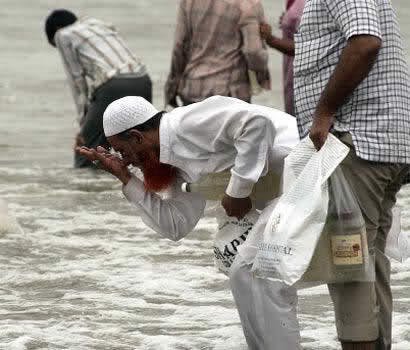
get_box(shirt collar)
[159,112,171,165]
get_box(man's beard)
[140,149,177,192]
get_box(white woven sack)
[213,207,260,275]
[252,135,349,285]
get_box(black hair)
[45,9,77,46]
[117,111,165,140]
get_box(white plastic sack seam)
[252,134,349,285]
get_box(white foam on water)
[0,182,408,349]
[1,0,410,348]
[0,199,24,235]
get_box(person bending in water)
[78,95,303,349]
[45,9,152,168]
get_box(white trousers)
[229,255,302,350]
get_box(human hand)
[221,194,252,220]
[76,146,131,184]
[74,134,85,151]
[260,22,272,40]
[279,12,285,26]
[309,112,334,151]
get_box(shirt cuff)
[346,28,382,41]
[122,176,146,204]
[226,174,255,198]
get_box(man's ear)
[128,129,143,144]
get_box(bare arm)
[260,23,295,56]
[310,34,381,150]
[265,35,295,56]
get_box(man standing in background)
[45,9,152,168]
[164,0,270,107]
[293,0,410,349]
[260,0,305,116]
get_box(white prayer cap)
[103,96,159,137]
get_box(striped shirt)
[55,17,147,124]
[294,0,410,164]
[164,0,270,105]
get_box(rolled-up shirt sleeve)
[122,175,206,241]
[225,116,271,198]
[55,30,89,124]
[324,0,381,40]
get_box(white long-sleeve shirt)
[123,96,299,240]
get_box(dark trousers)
[75,73,152,168]
[180,96,195,106]
[403,171,410,185]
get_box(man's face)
[107,134,177,192]
[107,134,149,168]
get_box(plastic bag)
[385,206,410,262]
[237,199,279,265]
[252,135,349,285]
[297,167,374,287]
[213,207,260,275]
